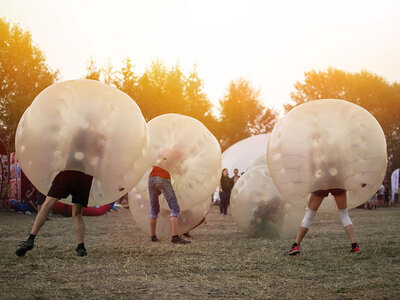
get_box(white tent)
[221,133,270,176]
[391,168,399,201]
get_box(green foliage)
[218,78,277,150]
[289,67,400,175]
[0,18,58,152]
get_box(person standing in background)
[232,168,240,186]
[377,184,385,207]
[219,168,233,215]
[384,182,390,207]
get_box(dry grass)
[1,205,400,299]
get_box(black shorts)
[36,192,46,205]
[311,188,346,198]
[47,171,93,207]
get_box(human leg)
[72,204,85,244]
[225,192,231,214]
[16,196,59,257]
[289,193,323,255]
[72,204,87,256]
[31,196,59,235]
[158,177,180,232]
[219,192,228,215]
[150,218,157,236]
[296,194,324,243]
[17,171,72,257]
[219,192,224,213]
[334,192,359,252]
[148,176,160,241]
[158,177,190,244]
[170,216,178,236]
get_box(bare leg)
[150,218,157,236]
[344,225,356,244]
[295,194,324,244]
[30,196,59,235]
[295,227,309,245]
[72,204,85,244]
[170,216,178,236]
[334,193,356,244]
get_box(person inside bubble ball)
[148,149,190,244]
[250,197,284,238]
[289,189,360,255]
[16,127,105,257]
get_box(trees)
[121,60,219,133]
[82,58,277,149]
[84,57,101,81]
[289,67,400,176]
[114,57,137,100]
[184,66,216,129]
[0,18,58,152]
[218,78,277,150]
[134,61,186,120]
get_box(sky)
[1,0,400,112]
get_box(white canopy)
[391,168,399,201]
[221,133,270,176]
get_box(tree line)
[1,18,399,176]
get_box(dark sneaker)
[350,244,361,253]
[151,235,160,242]
[76,246,87,257]
[171,236,191,244]
[16,240,34,257]
[183,232,192,238]
[289,243,300,256]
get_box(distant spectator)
[394,187,399,207]
[384,182,390,207]
[219,168,233,215]
[32,187,52,220]
[377,184,385,207]
[232,168,240,185]
[116,193,129,209]
[367,193,377,210]
[35,188,46,213]
[229,168,240,206]
[22,185,38,213]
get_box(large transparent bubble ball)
[147,114,221,211]
[15,79,151,206]
[248,154,268,170]
[128,184,211,239]
[230,165,302,238]
[267,99,387,211]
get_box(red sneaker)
[350,244,360,253]
[289,243,300,255]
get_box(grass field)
[1,205,400,299]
